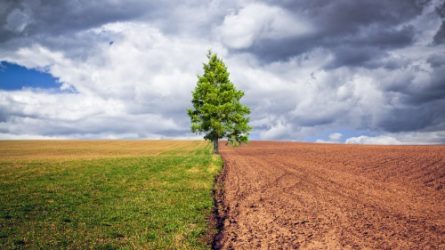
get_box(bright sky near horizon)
[0,0,444,144]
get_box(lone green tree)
[188,51,251,154]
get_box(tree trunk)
[213,138,219,154]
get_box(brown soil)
[216,141,445,249]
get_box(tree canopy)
[187,51,251,153]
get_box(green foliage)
[0,142,221,249]
[188,51,251,148]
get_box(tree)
[187,51,251,154]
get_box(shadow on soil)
[211,159,228,250]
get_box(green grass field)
[0,140,221,249]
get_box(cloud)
[239,0,436,64]
[218,3,313,49]
[0,0,444,144]
[346,135,402,145]
[329,133,342,141]
[433,2,445,43]
[4,8,32,33]
[315,132,343,144]
[0,89,185,139]
[346,131,445,145]
[259,120,294,140]
[0,21,224,139]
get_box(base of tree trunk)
[213,139,219,154]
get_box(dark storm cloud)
[370,59,445,133]
[434,2,445,43]
[0,0,159,59]
[434,21,445,43]
[0,0,152,40]
[0,0,228,59]
[0,107,7,122]
[377,104,442,132]
[379,56,445,106]
[325,46,384,69]
[407,67,445,105]
[236,0,445,138]
[270,0,428,35]
[295,115,337,127]
[241,0,428,66]
[325,25,416,68]
[0,0,227,42]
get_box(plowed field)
[216,141,445,249]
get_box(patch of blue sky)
[0,61,75,92]
[305,129,378,143]
[249,130,263,140]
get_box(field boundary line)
[211,154,228,250]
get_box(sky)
[0,0,444,144]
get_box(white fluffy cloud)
[345,131,445,145]
[346,135,402,145]
[0,22,225,139]
[329,133,342,141]
[218,3,313,49]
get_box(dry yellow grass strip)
[0,140,206,161]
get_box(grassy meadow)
[0,140,221,249]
